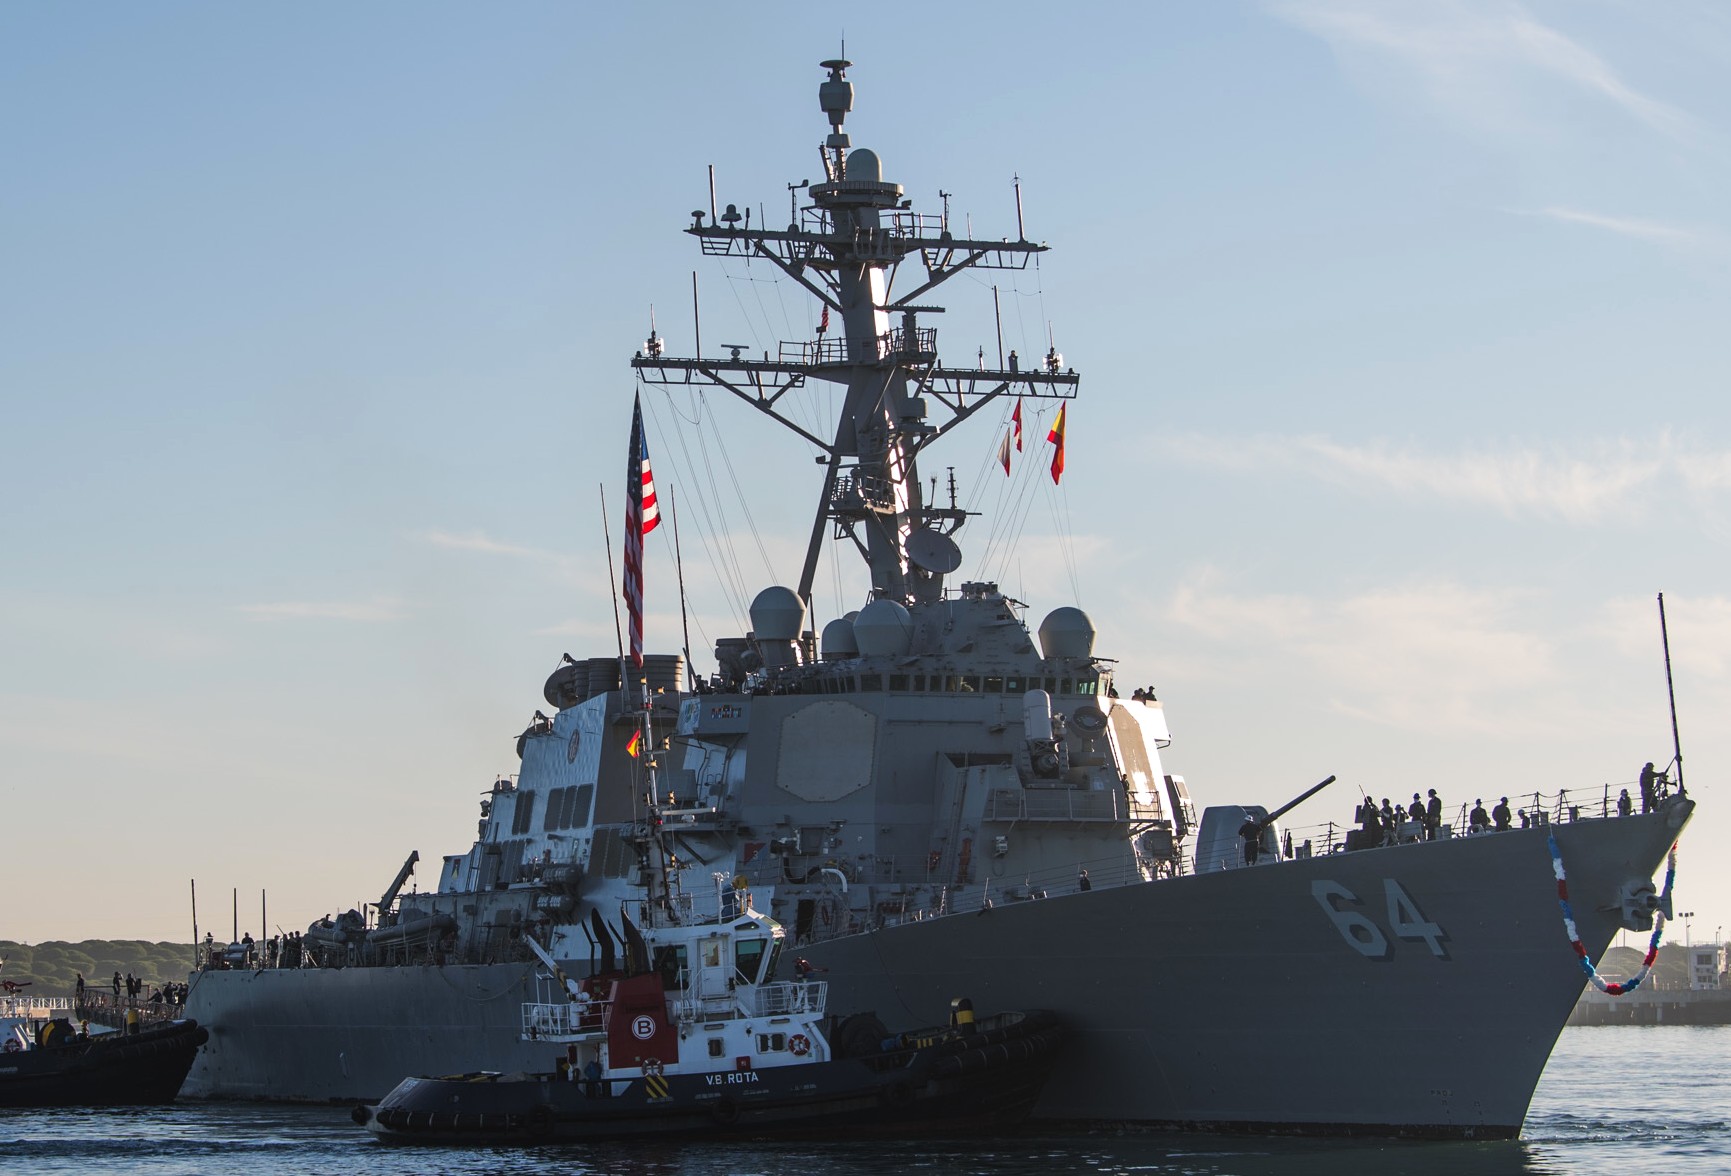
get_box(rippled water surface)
[2,1027,1724,1175]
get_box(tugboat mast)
[633,59,1078,610]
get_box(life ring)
[788,1033,811,1056]
[642,1056,664,1077]
[1,1039,20,1053]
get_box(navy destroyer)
[182,59,1693,1137]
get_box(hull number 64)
[1312,879,1449,960]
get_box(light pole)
[1680,911,1695,947]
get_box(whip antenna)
[1659,592,1685,794]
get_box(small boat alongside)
[355,814,1061,1144]
[0,1014,210,1108]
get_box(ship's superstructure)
[182,60,1693,1138]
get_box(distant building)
[1689,943,1724,991]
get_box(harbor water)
[1,1026,1724,1174]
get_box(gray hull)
[807,809,1685,1135]
[182,804,1686,1134]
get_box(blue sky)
[3,1,1728,953]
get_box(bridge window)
[542,787,567,832]
[511,793,536,835]
[888,674,908,691]
[734,937,768,985]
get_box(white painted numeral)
[1384,879,1449,958]
[1315,878,1449,960]
[1311,881,1390,959]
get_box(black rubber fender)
[880,1080,915,1109]
[526,1103,554,1136]
[710,1097,740,1127]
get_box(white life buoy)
[2,1038,20,1053]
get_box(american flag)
[623,393,660,669]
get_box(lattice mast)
[633,60,1078,610]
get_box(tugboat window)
[653,944,689,989]
[735,937,768,984]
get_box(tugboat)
[356,792,1062,1143]
[0,1012,209,1108]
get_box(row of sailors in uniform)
[1357,792,1517,844]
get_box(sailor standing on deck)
[1469,800,1491,834]
[1359,798,1383,845]
[1239,817,1262,865]
[1639,762,1660,813]
[1425,790,1443,841]
[1492,797,1513,831]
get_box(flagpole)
[600,482,624,662]
[667,483,696,692]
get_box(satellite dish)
[906,528,962,574]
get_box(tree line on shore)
[1,939,196,996]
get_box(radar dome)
[749,586,806,642]
[853,598,913,656]
[847,148,883,183]
[1038,607,1096,659]
[821,618,860,660]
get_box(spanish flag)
[1047,405,1066,485]
[626,729,643,758]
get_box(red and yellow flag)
[1047,405,1066,485]
[626,729,643,758]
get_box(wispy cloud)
[1272,0,1694,141]
[233,598,405,622]
[1156,431,1729,524]
[418,529,555,560]
[1527,206,1704,247]
[1168,572,1574,736]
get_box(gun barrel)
[1263,775,1337,826]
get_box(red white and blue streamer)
[1549,833,1678,996]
